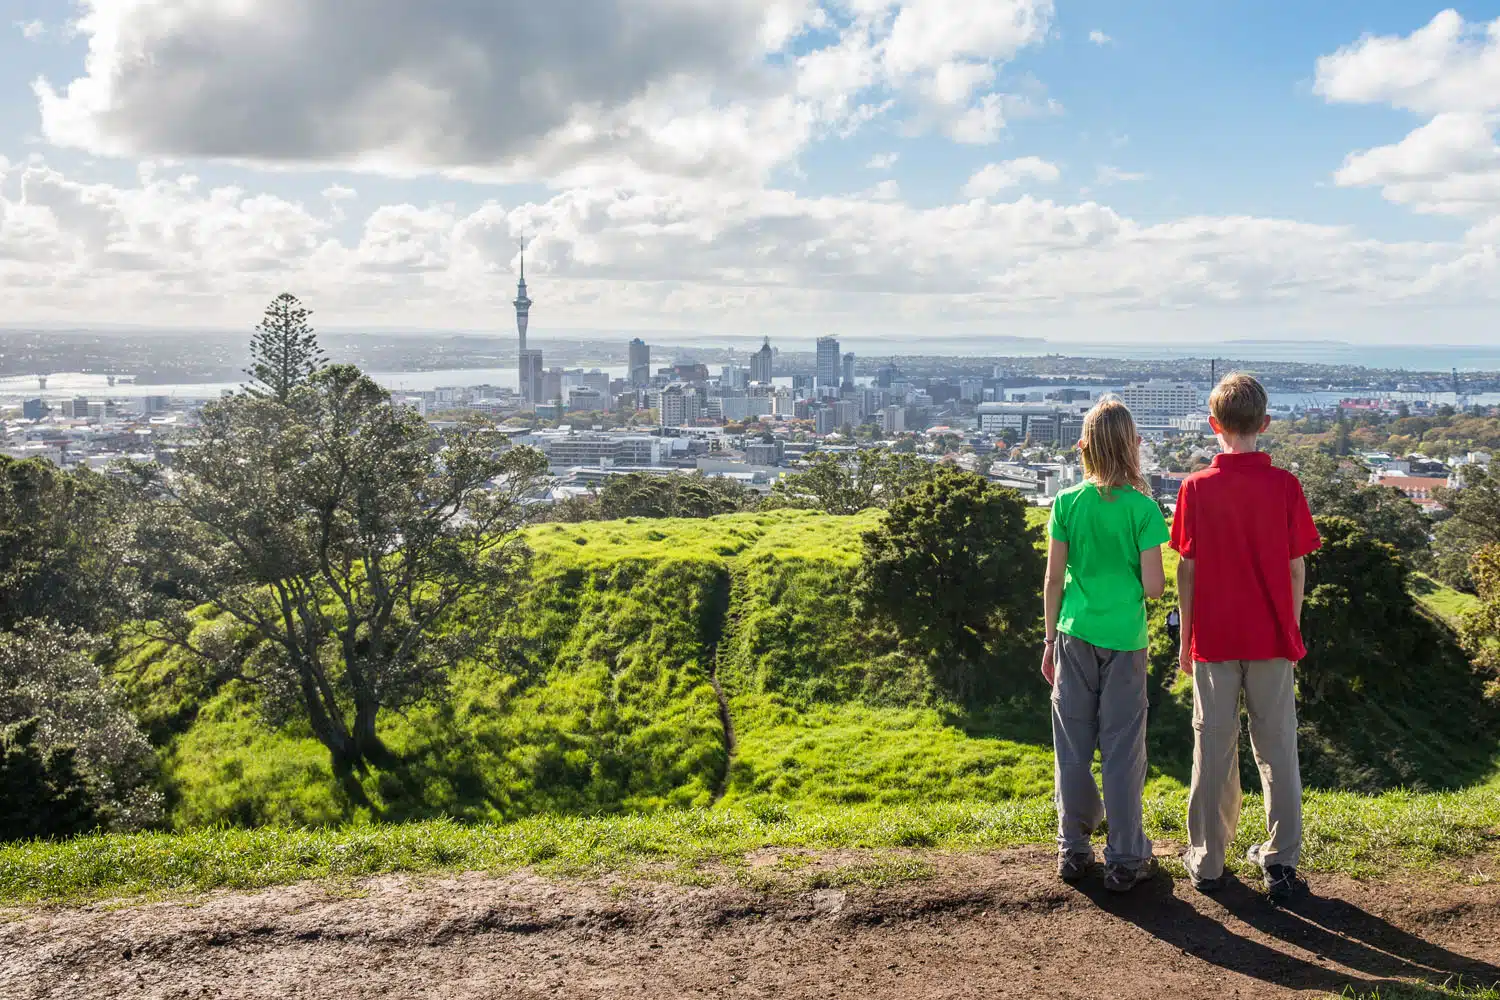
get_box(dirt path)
[4,850,1498,1000]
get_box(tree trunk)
[351,693,392,768]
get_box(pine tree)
[245,293,325,403]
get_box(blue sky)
[3,1,1500,344]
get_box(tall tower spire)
[514,241,532,353]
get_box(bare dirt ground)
[3,849,1498,1000]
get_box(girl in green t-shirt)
[1041,397,1169,893]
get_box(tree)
[1277,447,1431,566]
[764,450,934,515]
[549,472,753,522]
[245,293,325,403]
[857,467,1042,700]
[0,623,162,830]
[127,365,549,774]
[0,718,97,840]
[0,457,126,633]
[1432,467,1500,591]
[1297,517,1496,790]
[1459,544,1500,680]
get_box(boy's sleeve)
[1287,477,1321,558]
[1170,480,1194,557]
[1138,497,1170,551]
[1047,497,1067,542]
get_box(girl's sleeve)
[1047,498,1067,541]
[1139,496,1170,551]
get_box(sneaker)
[1263,864,1308,905]
[1057,851,1093,882]
[1103,859,1156,893]
[1189,871,1229,894]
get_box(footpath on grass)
[4,849,1499,1000]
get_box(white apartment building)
[1117,381,1201,417]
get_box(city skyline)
[4,3,1500,343]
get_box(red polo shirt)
[1170,452,1322,663]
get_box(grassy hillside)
[111,508,1499,832]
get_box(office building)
[744,440,784,466]
[876,364,899,388]
[519,350,545,407]
[841,352,856,389]
[657,385,702,427]
[880,405,906,435]
[977,402,1088,444]
[721,366,748,390]
[629,338,651,387]
[750,338,774,384]
[816,336,841,387]
[21,398,47,420]
[834,399,861,428]
[1117,381,1199,416]
[814,407,838,435]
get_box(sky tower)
[514,243,532,353]
[515,243,543,407]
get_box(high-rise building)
[519,350,545,408]
[515,246,536,404]
[750,337,774,384]
[876,364,900,388]
[841,352,855,389]
[816,336,841,387]
[629,338,651,387]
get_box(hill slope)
[114,509,1498,829]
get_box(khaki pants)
[1184,659,1302,881]
[1051,634,1153,868]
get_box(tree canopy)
[764,450,934,515]
[126,365,548,774]
[857,467,1042,700]
[245,293,325,403]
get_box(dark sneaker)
[1189,872,1229,894]
[1263,864,1308,905]
[1057,851,1093,882]
[1103,859,1156,893]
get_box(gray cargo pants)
[1051,634,1153,868]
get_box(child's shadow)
[1070,875,1500,994]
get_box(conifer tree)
[245,293,325,403]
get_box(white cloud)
[1317,12,1500,227]
[36,0,1055,183]
[1314,10,1500,115]
[16,19,45,39]
[962,157,1060,197]
[5,157,1499,338]
[1096,165,1148,185]
[1088,30,1111,46]
[865,152,900,169]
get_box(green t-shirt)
[1047,482,1170,652]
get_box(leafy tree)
[1459,544,1500,681]
[0,623,162,830]
[550,473,753,522]
[245,293,325,403]
[857,467,1042,700]
[1277,447,1431,565]
[1432,467,1500,591]
[0,718,97,840]
[1297,517,1496,790]
[764,450,934,515]
[127,365,548,774]
[0,457,126,633]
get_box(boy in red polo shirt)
[1171,373,1321,904]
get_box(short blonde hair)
[1209,373,1268,436]
[1079,396,1150,497]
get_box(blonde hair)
[1079,396,1151,498]
[1209,372,1268,436]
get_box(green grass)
[1334,982,1500,999]
[2,780,1497,905]
[1410,574,1482,628]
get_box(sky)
[3,0,1500,348]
